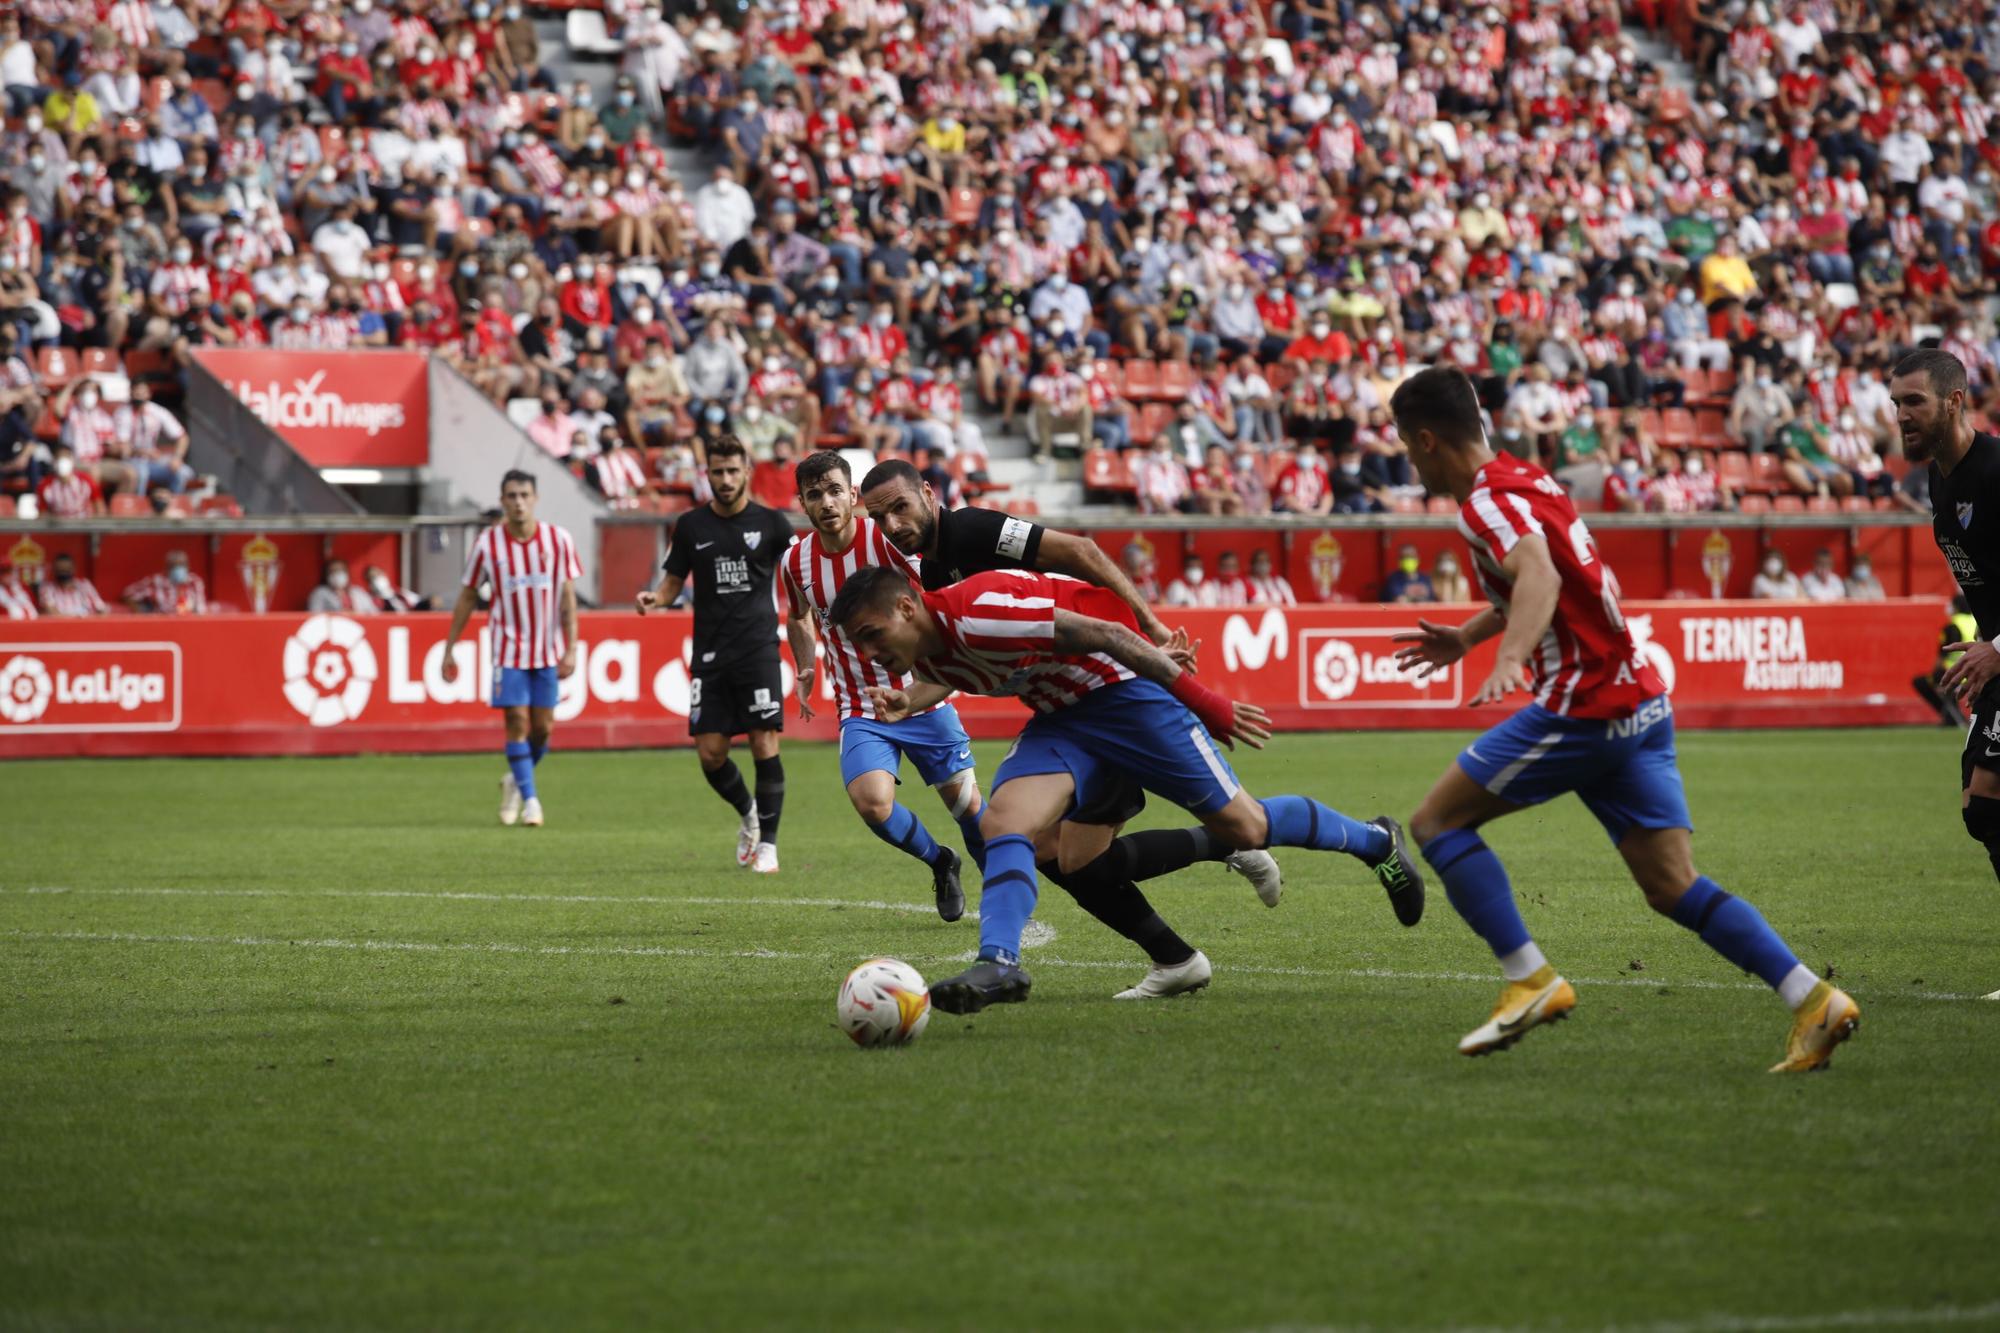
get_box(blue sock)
[504,740,536,801]
[1671,876,1801,991]
[866,803,943,867]
[1260,795,1391,863]
[976,833,1038,965]
[1422,829,1533,959]
[955,813,987,872]
[528,736,547,765]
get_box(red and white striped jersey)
[781,515,935,722]
[124,572,209,615]
[0,578,37,619]
[460,521,583,669]
[39,576,108,616]
[915,570,1136,714]
[1456,453,1666,719]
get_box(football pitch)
[2,729,1997,1333]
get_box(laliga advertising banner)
[0,601,1944,757]
[193,349,429,468]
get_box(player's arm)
[1053,609,1270,749]
[557,576,579,679]
[1471,534,1560,707]
[1034,527,1173,646]
[635,572,685,613]
[1392,605,1505,678]
[782,566,819,720]
[862,680,953,723]
[438,583,479,684]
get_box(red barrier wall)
[0,601,1944,757]
[4,530,408,613]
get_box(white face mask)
[328,570,350,590]
[1764,559,1784,577]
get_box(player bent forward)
[830,564,1425,1014]
[1387,364,1857,1072]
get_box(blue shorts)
[840,704,976,789]
[1456,695,1691,843]
[993,677,1241,817]
[492,664,561,710]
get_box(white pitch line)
[0,924,1980,1002]
[1248,1300,2000,1333]
[7,884,948,916]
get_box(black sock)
[1099,827,1222,884]
[1039,858,1197,966]
[753,754,785,846]
[702,759,752,816]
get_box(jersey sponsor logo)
[1940,538,1984,587]
[1221,609,1289,672]
[1958,501,1975,529]
[996,517,1033,560]
[0,643,180,732]
[1605,694,1672,739]
[1299,629,1461,709]
[1678,616,1846,690]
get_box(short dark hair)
[859,458,923,494]
[706,434,748,465]
[1892,348,1968,400]
[794,449,850,493]
[1389,365,1485,447]
[500,469,536,493]
[826,563,916,630]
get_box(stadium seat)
[37,346,80,390]
[1082,449,1134,493]
[1841,496,1875,513]
[943,187,982,227]
[1155,360,1193,400]
[1638,408,1665,440]
[1121,359,1160,400]
[1805,496,1839,513]
[319,126,348,161]
[1693,408,1729,449]
[1716,451,1751,492]
[566,9,626,55]
[1259,449,1292,491]
[1130,402,1173,446]
[0,495,15,518]
[1093,360,1126,396]
[1390,496,1425,514]
[1426,496,1456,515]
[1873,496,1902,512]
[110,494,151,517]
[1737,494,1772,513]
[1772,495,1806,512]
[1265,362,1295,393]
[1747,452,1784,493]
[1001,497,1040,516]
[1658,408,1696,449]
[31,405,59,441]
[505,398,543,430]
[80,348,117,377]
[199,495,245,517]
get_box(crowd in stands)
[0,0,1989,520]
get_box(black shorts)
[689,653,786,738]
[1069,772,1147,828]
[1961,685,2000,790]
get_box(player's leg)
[1594,716,1858,1072]
[1075,825,1285,908]
[694,717,759,867]
[842,717,965,918]
[746,727,783,873]
[1958,697,2000,886]
[1049,820,1215,999]
[501,702,536,824]
[1408,712,1582,1055]
[519,698,556,827]
[907,704,986,920]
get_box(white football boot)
[736,807,761,867]
[1114,950,1213,1000]
[520,797,544,828]
[751,842,779,874]
[1225,849,1283,907]
[499,774,523,826]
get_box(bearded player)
[782,450,981,921]
[441,470,582,828]
[828,564,1424,1014]
[1386,366,1856,1071]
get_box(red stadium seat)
[1747,452,1784,493]
[1129,402,1174,446]
[1093,360,1126,397]
[1154,359,1193,400]
[198,494,244,517]
[1426,496,1456,515]
[1737,494,1772,513]
[1121,359,1159,400]
[1840,496,1875,513]
[1082,449,1134,493]
[1001,497,1040,516]
[80,348,118,377]
[943,187,982,227]
[1715,450,1751,493]
[1265,362,1295,393]
[31,405,60,441]
[37,346,80,390]
[1657,408,1696,449]
[1693,408,1729,449]
[110,493,151,517]
[1805,496,1839,513]
[1772,495,1807,513]
[0,495,15,517]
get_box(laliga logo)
[283,614,379,727]
[1311,639,1363,701]
[0,654,55,723]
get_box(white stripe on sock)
[1778,962,1820,1011]
[1499,941,1548,983]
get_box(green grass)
[1,730,1996,1333]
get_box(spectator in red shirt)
[750,433,799,510]
[1285,317,1352,365]
[1903,244,1957,301]
[36,446,104,518]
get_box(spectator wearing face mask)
[308,558,377,614]
[0,556,34,619]
[1845,558,1885,601]
[1245,550,1296,607]
[1800,548,1845,603]
[360,564,429,613]
[1164,554,1209,608]
[1135,435,1193,515]
[1750,551,1804,600]
[1728,361,1794,456]
[684,318,748,414]
[1381,545,1437,605]
[525,391,579,459]
[35,444,102,518]
[125,550,209,615]
[37,552,108,616]
[1555,409,1608,499]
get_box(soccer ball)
[837,958,931,1048]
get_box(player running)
[827,564,1424,1015]
[638,436,797,873]
[1890,352,2000,906]
[1385,366,1857,1071]
[859,458,1327,1002]
[782,451,982,921]
[441,470,582,828]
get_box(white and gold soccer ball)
[837,958,931,1048]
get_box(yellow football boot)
[1459,966,1577,1056]
[1769,982,1860,1073]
